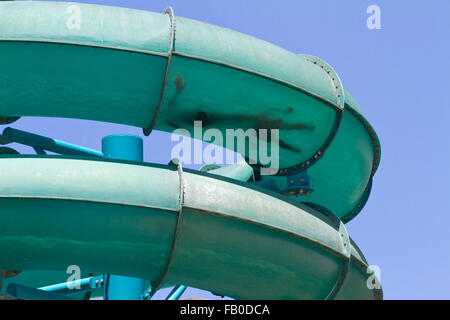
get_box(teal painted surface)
[0,1,382,300]
[0,156,381,299]
[174,17,339,105]
[200,160,254,182]
[0,1,380,221]
[0,1,344,173]
[0,2,171,54]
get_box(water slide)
[0,1,382,299]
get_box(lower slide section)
[0,156,382,299]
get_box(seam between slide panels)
[143,7,176,136]
[151,161,184,291]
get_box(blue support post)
[102,134,146,300]
[39,276,104,295]
[165,285,187,300]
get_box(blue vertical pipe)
[102,134,143,162]
[166,285,187,300]
[102,134,146,300]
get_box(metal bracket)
[252,169,313,197]
[280,170,313,197]
[141,285,153,300]
[265,54,347,176]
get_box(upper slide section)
[0,1,345,173]
[0,1,381,222]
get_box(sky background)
[9,0,450,299]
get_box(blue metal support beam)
[39,276,104,295]
[102,134,146,300]
[141,285,153,300]
[165,285,187,300]
[1,127,103,157]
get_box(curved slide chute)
[0,1,382,300]
[0,1,380,222]
[0,156,381,299]
[0,1,343,173]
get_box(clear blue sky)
[11,0,450,299]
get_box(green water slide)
[0,156,381,300]
[0,1,382,299]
